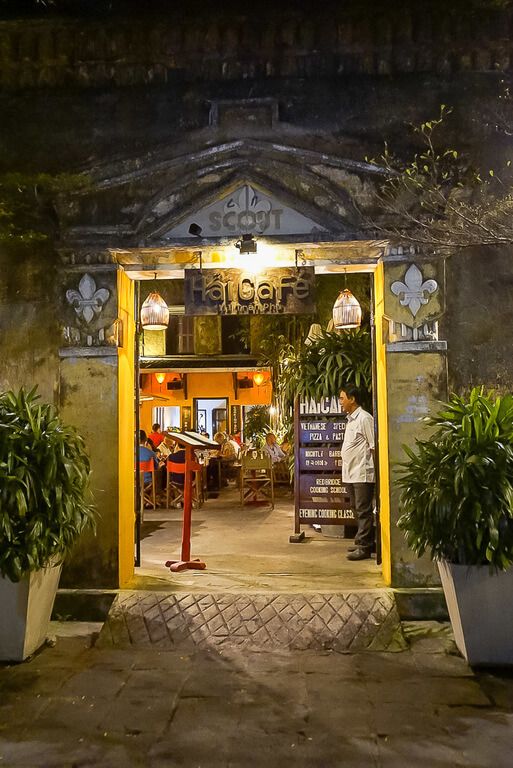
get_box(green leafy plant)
[0,387,96,582]
[243,405,271,448]
[368,104,513,250]
[275,328,373,413]
[397,388,513,570]
[255,327,372,482]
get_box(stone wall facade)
[1,4,512,589]
[0,4,511,92]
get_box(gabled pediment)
[61,136,386,247]
[160,183,327,240]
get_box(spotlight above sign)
[236,234,257,254]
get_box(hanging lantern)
[155,373,166,385]
[253,371,265,387]
[140,275,169,331]
[332,288,362,330]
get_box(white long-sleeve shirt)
[341,407,375,483]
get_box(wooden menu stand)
[164,431,218,573]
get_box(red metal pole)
[165,441,206,572]
[181,445,193,562]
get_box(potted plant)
[0,387,96,661]
[397,387,513,665]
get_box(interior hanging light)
[155,373,166,385]
[332,272,362,330]
[140,273,169,331]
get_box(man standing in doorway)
[339,385,375,561]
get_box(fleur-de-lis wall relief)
[66,273,110,324]
[391,264,438,318]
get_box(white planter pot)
[438,560,513,666]
[0,562,62,662]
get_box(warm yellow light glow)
[155,373,166,384]
[253,372,265,386]
[222,243,282,273]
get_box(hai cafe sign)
[185,267,316,316]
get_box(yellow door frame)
[116,257,391,587]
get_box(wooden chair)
[166,458,203,509]
[240,451,274,508]
[273,460,291,487]
[139,459,156,522]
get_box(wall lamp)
[253,371,265,386]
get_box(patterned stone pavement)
[1,623,513,768]
[97,590,406,652]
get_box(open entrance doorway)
[193,397,228,438]
[131,258,388,592]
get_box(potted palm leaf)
[397,387,513,665]
[0,387,96,661]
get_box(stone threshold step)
[96,590,408,652]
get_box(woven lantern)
[332,288,362,330]
[140,290,169,331]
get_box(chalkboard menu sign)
[292,396,355,540]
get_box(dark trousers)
[347,482,375,550]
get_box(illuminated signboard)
[185,267,315,316]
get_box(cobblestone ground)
[0,622,512,768]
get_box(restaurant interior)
[133,269,381,590]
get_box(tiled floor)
[132,485,382,593]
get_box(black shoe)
[348,543,376,553]
[347,547,372,561]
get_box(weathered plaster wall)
[381,257,448,587]
[443,246,513,394]
[0,244,60,403]
[0,3,510,180]
[59,353,120,587]
[385,349,448,587]
[0,4,510,96]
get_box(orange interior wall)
[140,371,272,434]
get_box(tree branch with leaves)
[367,104,513,251]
